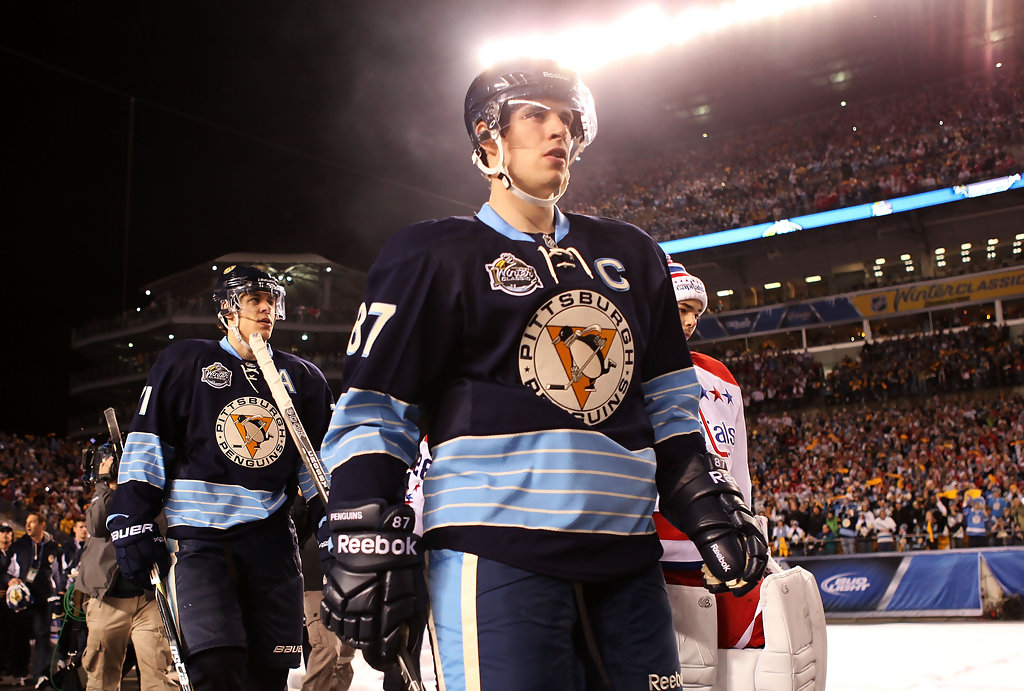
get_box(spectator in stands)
[873,508,898,552]
[963,497,990,547]
[1009,496,1024,545]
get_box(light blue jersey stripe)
[164,480,287,530]
[642,368,702,443]
[118,432,170,489]
[426,550,477,691]
[423,430,657,536]
[321,388,421,473]
[297,463,318,502]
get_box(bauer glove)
[108,518,171,590]
[320,500,424,671]
[657,451,769,597]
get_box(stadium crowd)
[565,66,1024,241]
[705,324,1024,414]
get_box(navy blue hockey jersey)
[111,338,334,539]
[322,204,704,580]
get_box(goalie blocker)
[656,451,769,596]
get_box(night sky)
[2,1,1012,433]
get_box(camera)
[81,438,119,486]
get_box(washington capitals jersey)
[657,351,751,570]
[322,203,705,581]
[111,337,334,540]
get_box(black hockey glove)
[108,519,171,590]
[320,500,424,671]
[657,451,769,597]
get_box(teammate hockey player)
[318,58,768,691]
[659,261,826,691]
[107,265,335,691]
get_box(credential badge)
[485,252,543,296]
[518,289,634,426]
[201,362,232,389]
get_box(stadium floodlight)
[477,0,835,72]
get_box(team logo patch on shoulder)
[485,252,543,296]
[215,397,287,468]
[518,289,634,425]
[201,362,232,389]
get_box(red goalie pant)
[663,569,765,649]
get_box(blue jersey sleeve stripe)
[321,389,421,474]
[118,432,170,489]
[296,464,318,502]
[642,368,702,443]
[165,480,287,529]
[421,430,657,537]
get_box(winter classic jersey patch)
[485,252,544,296]
[201,362,232,389]
[215,396,287,468]
[519,289,634,425]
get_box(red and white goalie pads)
[669,565,826,691]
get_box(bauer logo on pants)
[215,396,287,468]
[518,289,633,426]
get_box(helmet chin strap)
[219,308,255,359]
[472,131,583,208]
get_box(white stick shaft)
[248,332,330,504]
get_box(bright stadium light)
[477,0,835,71]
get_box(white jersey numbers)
[139,385,153,416]
[347,301,397,358]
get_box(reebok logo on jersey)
[335,534,417,557]
[110,523,154,542]
[710,544,731,572]
[648,670,684,689]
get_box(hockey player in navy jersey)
[318,59,769,691]
[108,265,335,691]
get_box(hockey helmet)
[6,582,32,612]
[464,58,597,206]
[213,265,286,321]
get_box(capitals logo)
[519,289,633,425]
[215,397,287,468]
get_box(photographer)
[77,445,176,691]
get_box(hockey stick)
[248,332,425,691]
[103,407,124,460]
[151,565,193,691]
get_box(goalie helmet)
[213,265,286,321]
[6,582,32,612]
[464,58,598,207]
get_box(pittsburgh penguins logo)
[519,289,634,426]
[215,397,287,468]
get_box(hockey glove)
[108,519,171,590]
[657,451,769,597]
[320,500,423,671]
